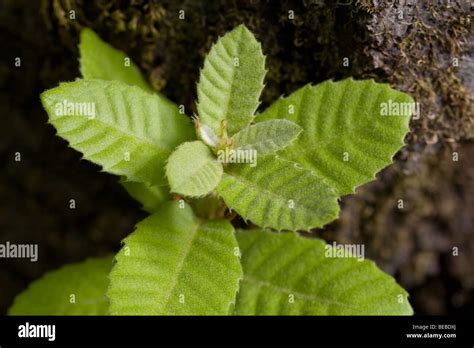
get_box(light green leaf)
[9,256,112,315]
[41,79,195,186]
[108,201,242,315]
[234,230,413,315]
[231,119,302,155]
[120,179,170,213]
[217,157,339,231]
[79,28,166,208]
[79,28,152,92]
[166,141,223,197]
[197,24,266,135]
[258,79,413,196]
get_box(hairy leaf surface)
[197,24,266,135]
[9,256,112,315]
[232,119,302,155]
[79,29,174,209]
[108,202,242,315]
[166,141,223,197]
[234,230,413,315]
[79,28,152,92]
[217,157,339,231]
[258,79,413,195]
[41,79,195,186]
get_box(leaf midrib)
[54,114,171,157]
[242,275,362,310]
[221,170,330,216]
[219,27,244,123]
[199,27,245,130]
[161,219,203,312]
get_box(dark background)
[0,0,472,315]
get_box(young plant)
[9,25,415,316]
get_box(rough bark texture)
[0,0,472,314]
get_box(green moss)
[366,1,472,148]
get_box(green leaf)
[79,28,152,92]
[217,157,339,231]
[120,179,170,213]
[9,256,112,315]
[197,24,266,135]
[258,79,413,196]
[108,201,242,315]
[41,79,195,186]
[79,28,166,208]
[234,230,413,315]
[166,141,223,197]
[231,119,302,155]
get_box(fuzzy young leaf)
[197,24,266,135]
[258,79,413,196]
[231,119,302,155]
[120,179,170,213]
[41,79,195,186]
[108,202,242,315]
[9,256,112,315]
[217,157,339,231]
[166,141,223,197]
[79,28,152,92]
[234,230,413,315]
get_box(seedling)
[9,25,414,316]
